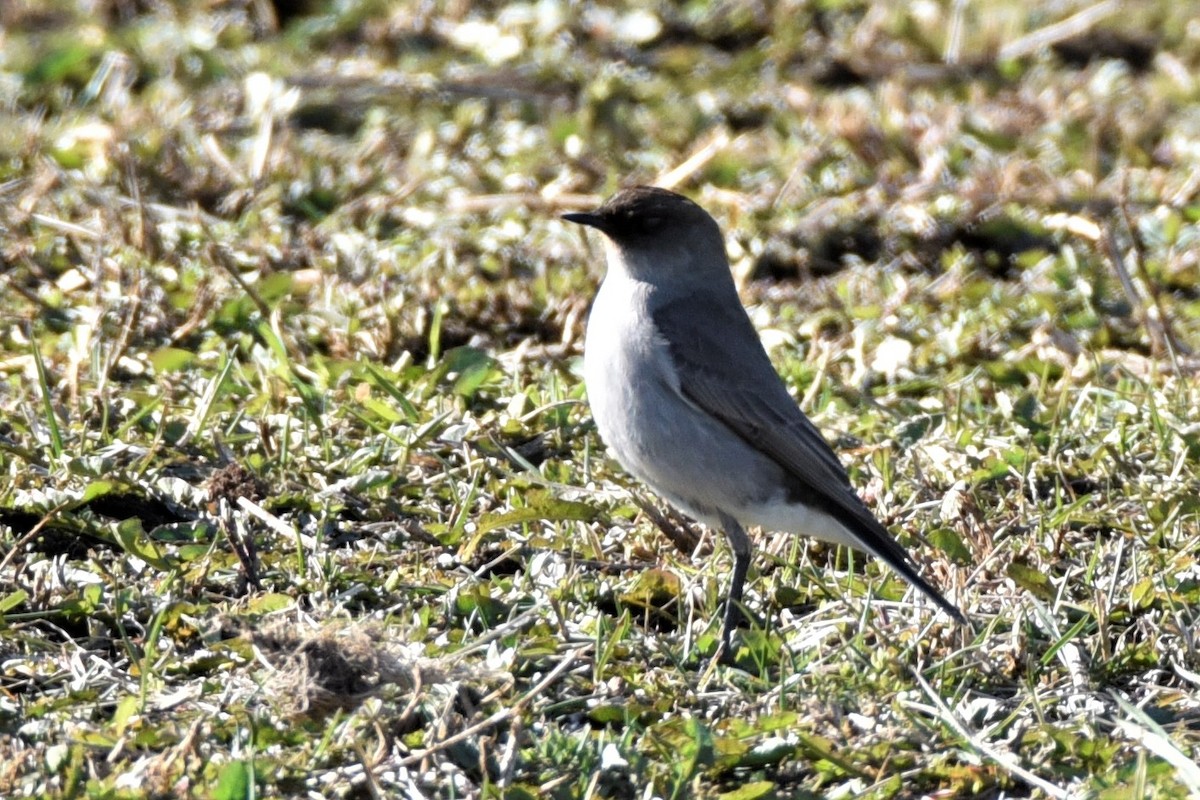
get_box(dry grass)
[2,1,1200,798]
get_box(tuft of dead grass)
[249,621,469,718]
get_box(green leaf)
[461,493,596,562]
[210,759,252,800]
[74,729,117,747]
[150,347,196,373]
[214,295,257,329]
[455,587,507,627]
[498,786,539,800]
[719,779,777,800]
[1006,561,1055,601]
[30,336,63,459]
[474,492,598,537]
[246,593,294,614]
[112,695,140,736]
[80,480,115,503]
[927,527,972,564]
[360,396,406,423]
[439,346,499,398]
[26,43,95,85]
[82,584,104,609]
[258,272,296,303]
[176,544,212,562]
[773,585,806,607]
[587,703,628,726]
[620,568,681,609]
[750,712,799,734]
[1130,578,1157,609]
[363,363,421,421]
[737,737,795,768]
[428,298,450,362]
[982,361,1030,387]
[0,589,28,615]
[894,414,940,447]
[679,716,715,775]
[113,518,173,571]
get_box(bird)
[563,185,965,660]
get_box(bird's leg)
[716,512,751,663]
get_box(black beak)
[562,211,610,232]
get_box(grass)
[2,0,1200,797]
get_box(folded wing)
[653,288,964,622]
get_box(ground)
[2,1,1200,798]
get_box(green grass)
[3,1,1200,797]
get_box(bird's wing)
[652,288,964,620]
